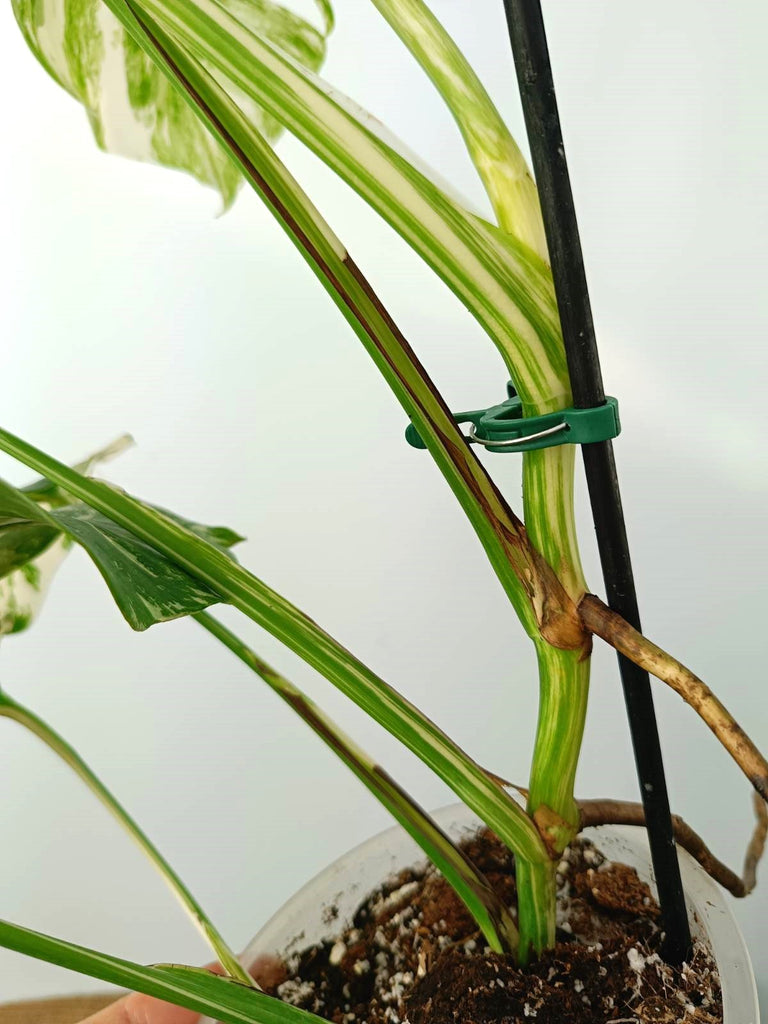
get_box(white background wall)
[1,0,768,1012]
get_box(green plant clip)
[405,384,620,453]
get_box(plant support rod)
[501,0,692,962]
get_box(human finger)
[78,990,200,1024]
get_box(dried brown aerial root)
[481,765,768,898]
[742,791,768,893]
[579,593,768,803]
[578,791,768,898]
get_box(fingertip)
[80,992,200,1024]
[123,992,201,1024]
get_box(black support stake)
[501,1,692,963]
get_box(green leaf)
[0,438,134,636]
[12,0,333,205]
[0,537,70,637]
[0,427,551,867]
[54,501,242,630]
[0,917,323,1024]
[0,480,66,636]
[0,476,244,632]
[165,509,244,553]
[0,520,60,581]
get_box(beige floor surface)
[0,995,117,1023]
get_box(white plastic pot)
[215,805,760,1023]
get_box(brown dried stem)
[579,793,768,898]
[579,594,768,802]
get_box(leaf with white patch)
[12,0,334,205]
[0,427,551,866]
[0,538,71,637]
[53,502,240,630]
[0,514,59,580]
[0,479,68,636]
[0,437,135,636]
[0,475,244,632]
[55,497,244,630]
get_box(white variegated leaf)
[0,471,245,633]
[0,536,70,637]
[12,0,333,204]
[53,500,243,630]
[0,436,134,637]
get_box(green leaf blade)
[0,536,70,636]
[55,503,225,630]
[0,918,323,1024]
[0,438,135,636]
[0,522,60,581]
[0,473,245,632]
[0,427,551,867]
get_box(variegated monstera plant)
[1,0,766,1017]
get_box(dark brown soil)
[250,830,721,1024]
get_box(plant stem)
[497,158,591,964]
[124,0,571,410]
[512,456,589,959]
[521,444,589,871]
[0,426,550,872]
[367,0,546,256]
[194,612,519,954]
[384,7,594,953]
[159,0,590,954]
[527,644,589,841]
[514,859,556,961]
[512,642,588,959]
[390,0,594,945]
[118,0,586,654]
[0,689,254,988]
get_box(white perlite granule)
[627,946,646,974]
[276,979,315,1006]
[329,940,347,966]
[373,881,420,918]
